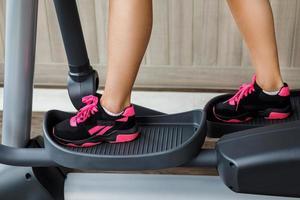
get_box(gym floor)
[0,88,219,175]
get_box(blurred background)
[0,0,299,91]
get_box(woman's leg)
[214,0,291,122]
[101,0,153,113]
[53,0,152,146]
[227,0,283,91]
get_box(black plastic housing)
[0,106,216,168]
[216,121,300,197]
[53,0,89,67]
[43,109,207,170]
[53,0,100,110]
[205,90,300,138]
[67,69,99,110]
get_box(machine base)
[65,173,295,200]
[217,121,300,197]
[43,109,206,170]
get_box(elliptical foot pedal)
[205,90,300,138]
[43,109,206,170]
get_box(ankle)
[100,96,131,114]
[256,76,284,92]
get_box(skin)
[227,0,284,91]
[101,0,283,113]
[100,0,153,113]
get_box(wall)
[0,0,299,90]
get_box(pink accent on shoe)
[123,106,135,117]
[70,117,77,127]
[116,117,128,122]
[81,142,102,147]
[228,100,235,106]
[97,126,112,136]
[73,95,99,125]
[66,142,102,148]
[265,112,290,120]
[227,75,256,108]
[66,143,79,147]
[278,87,290,97]
[221,118,252,123]
[88,125,105,135]
[110,132,140,143]
[216,116,252,123]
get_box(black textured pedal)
[205,90,300,138]
[43,109,206,170]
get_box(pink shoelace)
[227,76,256,109]
[71,95,99,124]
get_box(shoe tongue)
[96,103,118,120]
[95,93,102,100]
[251,75,263,92]
[253,81,262,92]
[95,93,104,111]
[96,94,122,120]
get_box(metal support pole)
[0,2,59,200]
[2,0,38,147]
[53,0,90,68]
[53,0,99,110]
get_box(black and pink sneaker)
[53,94,140,147]
[213,75,292,123]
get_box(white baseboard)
[0,88,221,113]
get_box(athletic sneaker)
[53,94,140,147]
[213,75,292,123]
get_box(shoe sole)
[213,106,292,123]
[53,127,140,148]
[64,132,140,148]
